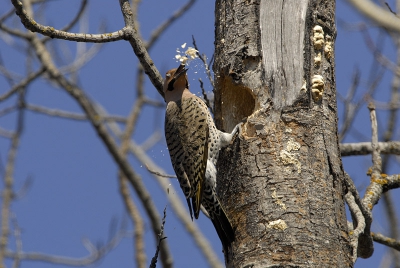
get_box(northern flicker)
[164,63,240,253]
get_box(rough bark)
[213,0,353,267]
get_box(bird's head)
[163,64,189,100]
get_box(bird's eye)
[166,74,171,77]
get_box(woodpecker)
[164,63,240,253]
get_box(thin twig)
[384,2,397,16]
[338,68,360,140]
[0,67,45,102]
[11,214,22,268]
[59,43,103,74]
[5,229,132,266]
[339,67,384,141]
[0,87,25,266]
[0,128,14,139]
[361,25,400,73]
[0,7,16,23]
[140,131,162,152]
[149,206,167,268]
[146,0,196,50]
[0,22,28,39]
[199,78,213,113]
[43,0,88,43]
[192,35,214,89]
[0,106,17,119]
[369,103,382,174]
[145,165,176,179]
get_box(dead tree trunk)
[213,1,353,267]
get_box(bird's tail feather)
[209,200,235,256]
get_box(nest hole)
[220,76,256,132]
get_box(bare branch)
[143,98,165,108]
[380,174,400,193]
[5,229,131,266]
[10,0,127,43]
[91,102,172,267]
[11,214,22,268]
[128,140,223,268]
[118,176,146,268]
[59,43,103,74]
[345,192,366,263]
[0,106,17,118]
[118,86,146,268]
[0,88,25,265]
[346,104,400,260]
[43,0,88,43]
[118,0,164,97]
[360,25,400,73]
[26,104,127,123]
[340,141,400,156]
[372,232,400,251]
[356,103,384,258]
[0,7,16,23]
[368,99,400,110]
[0,65,21,87]
[338,68,360,140]
[21,17,173,266]
[0,67,45,102]
[0,128,15,139]
[380,30,400,265]
[343,172,373,259]
[338,65,384,141]
[368,103,382,174]
[103,111,224,268]
[348,0,400,32]
[0,21,29,39]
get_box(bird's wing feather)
[165,97,208,219]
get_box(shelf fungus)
[311,75,324,102]
[314,52,322,67]
[312,25,324,50]
[324,35,333,59]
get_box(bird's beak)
[167,64,188,91]
[173,64,188,80]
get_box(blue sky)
[0,0,399,267]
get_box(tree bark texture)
[213,1,353,267]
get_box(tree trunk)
[213,0,353,267]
